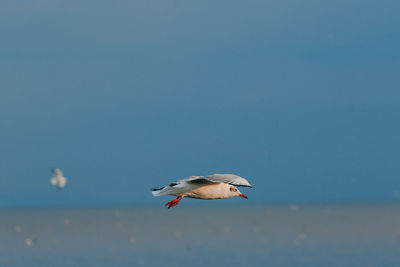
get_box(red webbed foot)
[165,196,183,209]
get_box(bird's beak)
[239,193,248,199]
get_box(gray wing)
[203,174,254,187]
[51,168,63,176]
[180,174,254,188]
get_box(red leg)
[165,196,183,209]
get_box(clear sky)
[1,0,399,207]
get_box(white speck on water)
[25,239,33,247]
[290,204,298,211]
[173,231,182,238]
[298,233,307,239]
[15,226,22,233]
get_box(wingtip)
[152,190,161,197]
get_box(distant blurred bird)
[152,174,254,208]
[50,168,67,191]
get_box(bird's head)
[229,186,248,199]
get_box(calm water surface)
[1,204,400,266]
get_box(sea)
[1,204,400,266]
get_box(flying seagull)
[50,168,67,191]
[152,174,254,208]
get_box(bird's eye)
[230,187,235,192]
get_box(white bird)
[152,174,254,208]
[50,168,67,191]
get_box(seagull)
[50,168,67,191]
[152,174,254,208]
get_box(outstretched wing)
[51,168,63,176]
[201,174,254,188]
[179,174,253,187]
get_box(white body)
[183,183,237,199]
[50,168,67,190]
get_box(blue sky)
[1,0,399,207]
